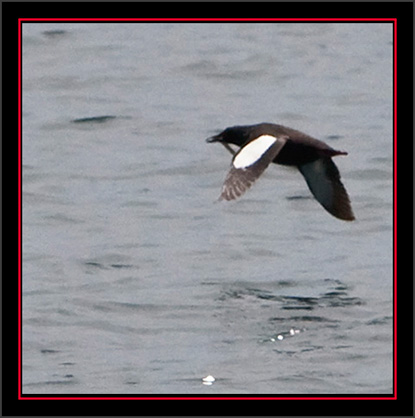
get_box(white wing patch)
[219,135,287,201]
[233,135,278,169]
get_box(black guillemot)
[206,123,355,221]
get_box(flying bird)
[206,123,355,221]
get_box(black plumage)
[207,123,355,221]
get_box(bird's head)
[206,125,250,147]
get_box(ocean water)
[22,22,393,395]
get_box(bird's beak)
[206,134,221,143]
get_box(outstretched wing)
[220,135,287,201]
[298,158,355,221]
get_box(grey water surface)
[22,22,393,395]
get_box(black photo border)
[2,2,413,416]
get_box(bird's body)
[206,123,355,221]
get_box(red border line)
[18,19,23,400]
[19,395,396,401]
[18,17,398,401]
[393,18,398,398]
[18,17,397,23]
